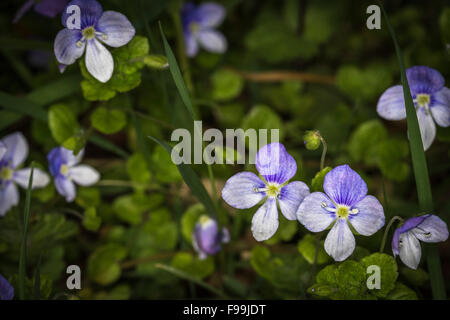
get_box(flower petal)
[431,87,450,127]
[251,198,279,241]
[13,168,50,189]
[412,215,449,243]
[417,108,436,151]
[323,164,367,206]
[376,85,406,120]
[54,28,85,65]
[0,142,6,160]
[324,219,355,262]
[278,181,310,220]
[349,195,385,236]
[221,172,265,209]
[55,176,76,202]
[62,0,102,28]
[185,32,199,57]
[35,0,68,18]
[0,274,14,300]
[193,218,221,255]
[196,3,226,28]
[0,183,19,217]
[398,231,421,269]
[69,165,100,186]
[85,39,114,83]
[197,29,227,54]
[96,11,135,47]
[255,143,296,184]
[406,66,445,95]
[297,192,336,232]
[1,132,28,168]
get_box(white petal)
[297,192,336,232]
[0,183,19,216]
[349,195,385,236]
[431,87,450,127]
[96,11,135,47]
[278,181,310,220]
[55,177,76,202]
[13,168,50,189]
[251,198,279,241]
[1,132,28,168]
[398,231,421,269]
[412,215,449,243]
[69,165,100,186]
[185,32,199,57]
[221,172,265,209]
[54,28,85,65]
[197,29,227,54]
[417,109,436,151]
[324,219,355,261]
[85,39,114,83]
[376,85,407,120]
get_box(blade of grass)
[155,263,228,298]
[19,163,34,300]
[379,1,446,299]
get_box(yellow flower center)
[416,94,430,107]
[336,206,349,219]
[1,167,13,181]
[60,164,69,176]
[266,183,281,198]
[189,22,200,34]
[82,26,96,40]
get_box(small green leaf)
[181,203,207,243]
[126,152,151,186]
[82,207,102,232]
[361,253,398,298]
[311,167,332,192]
[386,282,418,300]
[171,252,214,279]
[297,234,329,264]
[211,69,244,101]
[348,120,388,165]
[400,267,429,287]
[87,243,127,286]
[90,107,127,134]
[48,104,79,144]
[143,54,169,69]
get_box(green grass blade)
[379,2,446,299]
[26,75,82,106]
[19,163,34,300]
[159,22,197,120]
[149,136,217,217]
[155,263,228,298]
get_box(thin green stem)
[379,216,403,253]
[319,136,327,171]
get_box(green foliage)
[90,107,127,134]
[439,8,450,46]
[242,104,284,142]
[113,193,162,225]
[211,69,244,101]
[311,167,332,192]
[80,36,150,101]
[386,282,418,300]
[349,120,388,165]
[297,234,329,264]
[87,243,128,286]
[171,252,214,279]
[126,153,151,186]
[82,207,102,232]
[400,267,429,287]
[142,55,169,69]
[361,253,398,298]
[181,204,206,243]
[48,103,81,151]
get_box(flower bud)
[303,130,321,150]
[192,215,229,260]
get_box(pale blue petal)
[55,176,76,202]
[431,87,450,127]
[417,108,436,151]
[196,3,225,28]
[1,132,28,168]
[69,165,100,186]
[222,172,265,209]
[297,192,335,232]
[412,215,449,243]
[255,143,297,184]
[54,28,85,65]
[251,198,279,241]
[398,231,421,269]
[0,274,14,300]
[85,38,114,83]
[13,168,50,189]
[185,32,199,57]
[62,0,102,28]
[324,219,355,262]
[349,195,385,236]
[0,183,19,217]
[323,165,367,206]
[278,181,310,220]
[376,85,406,120]
[406,66,445,95]
[197,29,227,54]
[96,11,135,47]
[0,142,6,160]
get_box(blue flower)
[392,214,448,269]
[182,2,227,57]
[297,165,385,261]
[54,0,135,82]
[48,147,100,202]
[0,274,14,300]
[377,66,450,150]
[14,0,68,23]
[193,215,229,260]
[0,132,50,216]
[222,143,310,241]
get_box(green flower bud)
[304,130,321,150]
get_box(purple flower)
[0,132,50,216]
[297,165,385,261]
[14,0,68,23]
[48,147,100,202]
[377,66,450,150]
[0,274,14,300]
[193,215,229,259]
[392,214,448,269]
[182,2,227,57]
[54,0,135,82]
[222,143,310,241]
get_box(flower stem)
[319,136,327,171]
[379,216,403,253]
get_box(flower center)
[60,164,69,176]
[199,215,211,225]
[266,183,281,198]
[336,206,349,219]
[0,167,13,181]
[415,93,430,108]
[189,22,200,34]
[82,26,96,40]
